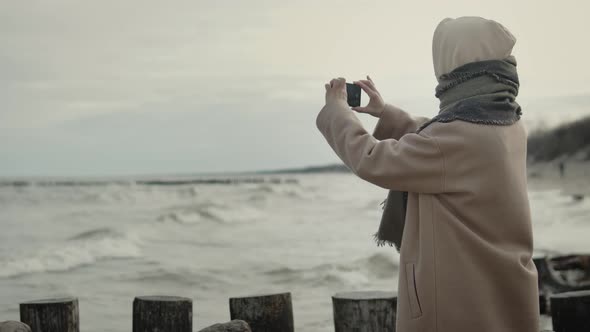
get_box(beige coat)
[316,102,540,331]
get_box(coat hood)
[432,16,516,82]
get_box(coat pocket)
[405,262,423,318]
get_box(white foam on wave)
[248,183,314,200]
[204,205,263,223]
[0,182,194,207]
[158,200,264,225]
[263,252,399,287]
[0,229,141,278]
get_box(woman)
[316,16,539,331]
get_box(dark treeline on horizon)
[528,115,590,162]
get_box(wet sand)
[528,160,589,331]
[528,160,590,196]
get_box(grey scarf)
[373,56,521,250]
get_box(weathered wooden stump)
[533,256,549,289]
[332,291,397,332]
[19,297,79,332]
[539,291,547,314]
[229,292,294,332]
[133,296,192,332]
[0,321,32,332]
[550,290,590,332]
[198,319,251,332]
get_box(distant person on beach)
[559,161,565,178]
[316,16,539,332]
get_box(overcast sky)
[1,0,589,177]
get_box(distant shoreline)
[0,163,352,182]
[253,163,350,174]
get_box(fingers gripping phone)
[346,83,361,107]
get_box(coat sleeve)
[317,101,445,193]
[372,104,431,140]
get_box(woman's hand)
[324,77,348,106]
[352,75,385,118]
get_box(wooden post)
[229,292,294,332]
[550,290,590,332]
[539,291,547,314]
[332,291,397,332]
[133,296,192,332]
[19,298,79,332]
[533,256,548,290]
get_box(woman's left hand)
[324,77,348,106]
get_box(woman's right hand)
[352,75,385,118]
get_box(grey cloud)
[1,0,589,175]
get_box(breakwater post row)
[5,288,590,332]
[8,291,397,332]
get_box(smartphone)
[346,83,361,107]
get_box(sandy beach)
[528,160,590,196]
[528,160,589,330]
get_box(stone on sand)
[0,321,31,332]
[198,319,251,332]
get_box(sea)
[1,171,588,331]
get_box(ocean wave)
[157,210,208,224]
[248,183,313,200]
[68,227,121,241]
[362,252,401,278]
[246,193,268,202]
[0,229,141,278]
[117,268,230,289]
[0,185,138,205]
[263,252,399,287]
[264,263,369,287]
[157,200,225,224]
[0,175,299,189]
[136,177,298,186]
[0,180,129,187]
[0,176,299,188]
[0,177,306,207]
[176,186,199,198]
[157,201,263,225]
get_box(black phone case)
[346,83,361,107]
